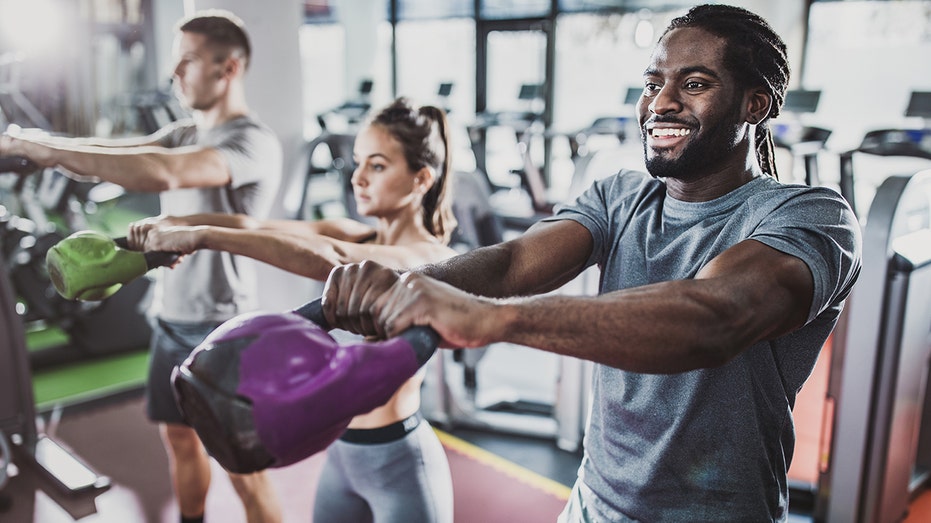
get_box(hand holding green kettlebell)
[46,230,177,301]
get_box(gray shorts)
[313,415,453,523]
[145,318,223,425]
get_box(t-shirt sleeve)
[154,119,195,148]
[542,181,608,270]
[542,170,637,270]
[214,123,282,190]
[750,187,862,323]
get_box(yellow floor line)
[434,428,573,501]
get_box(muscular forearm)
[4,133,228,192]
[422,238,583,299]
[420,244,515,296]
[55,147,180,192]
[494,279,755,373]
[201,228,340,280]
[16,138,177,192]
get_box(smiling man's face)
[638,27,748,181]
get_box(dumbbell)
[45,230,179,301]
[171,298,439,474]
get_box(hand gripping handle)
[292,297,440,368]
[113,237,180,269]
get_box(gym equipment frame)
[817,169,931,522]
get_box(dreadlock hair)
[368,97,457,244]
[664,4,790,179]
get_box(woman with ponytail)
[129,97,455,522]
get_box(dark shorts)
[145,318,223,425]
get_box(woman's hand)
[128,215,205,256]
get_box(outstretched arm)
[325,225,814,373]
[131,219,446,282]
[323,219,594,336]
[130,213,376,242]
[0,133,229,192]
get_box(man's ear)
[222,56,242,80]
[745,88,772,125]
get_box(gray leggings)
[313,418,453,523]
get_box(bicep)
[510,220,595,294]
[696,239,814,341]
[162,146,230,188]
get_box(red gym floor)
[0,394,571,522]
[3,338,931,522]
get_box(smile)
[650,128,692,138]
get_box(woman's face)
[351,124,426,218]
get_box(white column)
[180,0,320,309]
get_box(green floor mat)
[32,349,150,411]
[25,325,71,352]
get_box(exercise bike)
[1,192,111,517]
[0,156,154,371]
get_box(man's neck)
[195,89,249,129]
[196,106,247,129]
[665,156,764,202]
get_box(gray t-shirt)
[152,115,282,323]
[546,170,861,522]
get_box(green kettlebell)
[46,230,150,301]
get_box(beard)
[642,131,739,182]
[641,109,744,182]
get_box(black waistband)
[339,412,422,444]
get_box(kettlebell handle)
[113,237,180,269]
[292,298,439,367]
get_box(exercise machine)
[436,82,454,115]
[771,89,832,186]
[838,91,931,218]
[565,86,652,200]
[125,87,187,135]
[467,82,545,187]
[0,53,52,131]
[567,86,642,163]
[1,157,154,371]
[1,252,111,517]
[813,168,931,522]
[316,79,374,134]
[466,83,548,225]
[286,128,359,223]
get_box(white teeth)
[651,128,691,137]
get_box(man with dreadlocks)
[320,4,862,521]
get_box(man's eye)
[685,81,706,90]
